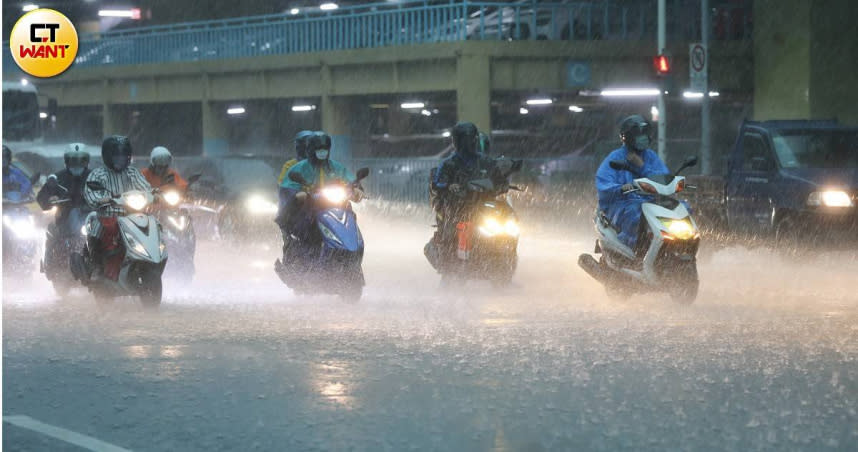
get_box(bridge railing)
[3,1,751,71]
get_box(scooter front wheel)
[138,268,163,308]
[669,265,699,305]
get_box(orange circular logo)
[9,9,78,78]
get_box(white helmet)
[68,142,86,152]
[150,146,172,174]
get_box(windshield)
[771,129,858,169]
[2,90,40,141]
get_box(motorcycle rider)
[280,131,360,237]
[142,146,188,192]
[426,122,500,268]
[2,145,34,199]
[82,136,152,281]
[274,130,314,228]
[37,144,92,260]
[595,115,670,250]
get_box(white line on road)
[3,414,132,452]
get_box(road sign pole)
[701,0,712,175]
[657,0,666,162]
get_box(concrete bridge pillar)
[456,53,491,132]
[754,0,858,124]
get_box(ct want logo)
[9,9,78,78]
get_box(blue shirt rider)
[2,145,34,202]
[596,115,670,249]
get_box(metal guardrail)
[3,1,751,70]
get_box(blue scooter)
[274,167,370,302]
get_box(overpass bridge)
[4,0,759,160]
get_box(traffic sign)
[689,43,707,92]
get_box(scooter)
[578,156,701,304]
[427,159,523,287]
[155,174,201,282]
[2,190,40,279]
[41,198,89,296]
[72,181,167,307]
[274,167,370,302]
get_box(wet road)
[3,212,858,451]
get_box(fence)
[3,1,751,70]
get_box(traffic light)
[653,54,670,76]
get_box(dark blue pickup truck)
[718,119,858,243]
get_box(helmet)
[294,130,315,160]
[451,122,479,155]
[150,146,172,176]
[2,145,11,170]
[307,131,332,163]
[478,131,492,155]
[619,115,652,152]
[64,145,90,177]
[101,135,132,172]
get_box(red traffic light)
[654,55,670,75]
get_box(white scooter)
[579,156,701,304]
[72,181,167,307]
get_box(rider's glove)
[448,183,461,193]
[621,184,635,193]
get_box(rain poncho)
[280,159,354,191]
[596,146,669,248]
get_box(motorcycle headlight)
[163,190,181,206]
[807,190,854,208]
[167,215,188,231]
[245,194,278,215]
[321,186,347,204]
[81,224,89,236]
[478,217,504,237]
[659,217,697,240]
[3,215,36,238]
[504,219,520,237]
[125,193,148,211]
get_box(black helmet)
[478,131,492,155]
[619,115,652,152]
[307,131,332,163]
[294,130,315,160]
[101,135,132,172]
[451,122,479,155]
[2,145,11,169]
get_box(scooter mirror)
[29,172,41,185]
[288,171,309,186]
[675,156,699,175]
[355,167,370,181]
[187,174,202,185]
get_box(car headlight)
[808,190,854,208]
[167,215,188,231]
[659,217,697,240]
[163,190,181,206]
[321,186,347,204]
[125,193,148,211]
[245,194,278,215]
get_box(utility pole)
[701,0,712,175]
[657,0,667,161]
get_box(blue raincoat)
[2,166,33,200]
[596,146,669,248]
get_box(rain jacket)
[2,165,33,200]
[277,159,301,185]
[37,168,91,230]
[142,167,188,192]
[596,146,669,248]
[431,151,497,221]
[280,159,354,191]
